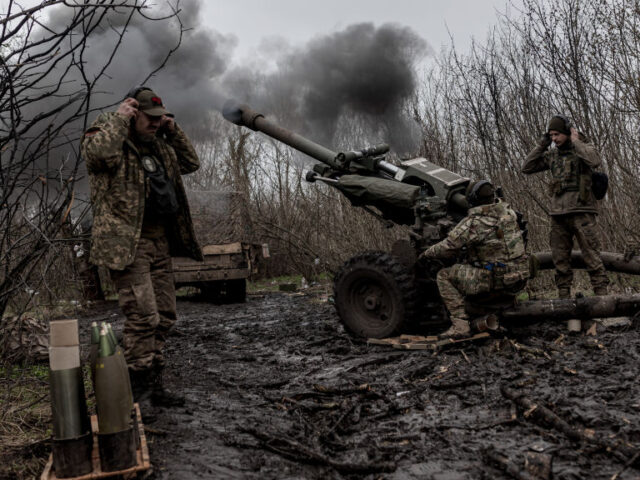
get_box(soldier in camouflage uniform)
[420,181,529,337]
[522,115,608,299]
[81,86,202,406]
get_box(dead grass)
[0,363,51,479]
[0,362,96,480]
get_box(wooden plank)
[173,268,248,284]
[392,342,434,350]
[136,403,151,475]
[367,338,401,346]
[202,242,243,255]
[174,257,237,269]
[369,335,438,345]
[399,334,439,342]
[370,333,490,351]
[41,404,150,480]
[172,256,242,269]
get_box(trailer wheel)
[200,279,246,304]
[200,282,222,302]
[226,279,247,303]
[333,251,418,338]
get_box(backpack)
[592,171,608,200]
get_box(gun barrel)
[223,101,339,167]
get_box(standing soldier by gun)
[522,115,608,299]
[81,86,202,406]
[420,181,530,337]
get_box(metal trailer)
[172,242,269,303]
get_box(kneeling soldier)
[420,181,529,337]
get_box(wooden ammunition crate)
[41,404,150,480]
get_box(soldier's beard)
[135,131,156,143]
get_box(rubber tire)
[200,282,222,302]
[333,251,418,338]
[200,279,246,303]
[226,279,247,304]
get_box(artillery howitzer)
[223,102,640,338]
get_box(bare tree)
[404,0,640,294]
[196,0,640,290]
[0,0,183,318]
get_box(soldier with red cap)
[82,87,202,406]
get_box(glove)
[539,133,552,148]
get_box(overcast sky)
[0,0,522,147]
[1,0,519,63]
[202,0,518,64]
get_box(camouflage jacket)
[423,201,529,283]
[81,112,203,270]
[522,139,600,215]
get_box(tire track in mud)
[80,293,640,479]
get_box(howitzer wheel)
[333,251,418,338]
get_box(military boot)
[129,368,152,402]
[150,366,185,407]
[439,316,471,339]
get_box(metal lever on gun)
[305,171,338,184]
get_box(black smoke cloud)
[295,24,425,118]
[10,2,430,228]
[224,23,430,154]
[15,0,236,212]
[37,3,429,159]
[44,0,236,135]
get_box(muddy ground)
[75,289,640,480]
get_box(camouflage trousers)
[110,236,177,372]
[550,213,609,298]
[436,264,493,323]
